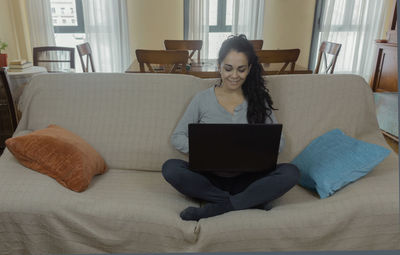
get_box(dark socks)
[180,201,273,221]
[255,202,273,211]
[180,200,234,221]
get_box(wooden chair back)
[256,49,300,74]
[249,40,263,50]
[33,46,75,72]
[0,68,18,153]
[164,40,202,63]
[76,42,95,72]
[135,50,189,73]
[314,41,342,74]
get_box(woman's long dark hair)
[218,34,275,124]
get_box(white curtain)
[82,0,132,72]
[25,0,56,47]
[232,0,264,39]
[318,0,388,81]
[188,0,264,59]
[188,0,210,59]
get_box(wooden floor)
[383,134,398,154]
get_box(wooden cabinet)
[0,86,14,154]
[370,1,398,141]
[370,1,397,92]
[370,42,398,92]
[0,69,20,155]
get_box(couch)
[0,73,399,254]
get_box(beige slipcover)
[0,73,398,254]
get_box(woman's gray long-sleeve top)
[171,86,285,154]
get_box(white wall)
[127,0,184,55]
[0,0,20,61]
[262,0,316,67]
[3,0,394,68]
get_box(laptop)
[188,123,282,173]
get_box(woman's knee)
[161,159,188,184]
[277,163,300,185]
[162,159,178,179]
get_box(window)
[50,0,86,72]
[309,0,385,76]
[51,0,85,33]
[316,0,364,72]
[208,0,233,58]
[184,0,233,59]
[209,0,232,33]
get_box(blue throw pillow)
[291,129,391,199]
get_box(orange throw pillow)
[6,125,107,192]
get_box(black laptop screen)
[188,124,282,172]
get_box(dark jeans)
[162,159,300,210]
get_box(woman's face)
[219,50,251,91]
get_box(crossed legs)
[162,159,299,221]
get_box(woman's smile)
[219,50,251,91]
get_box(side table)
[7,66,47,118]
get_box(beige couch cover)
[0,73,398,254]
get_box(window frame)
[308,0,325,70]
[184,0,232,39]
[209,0,232,33]
[320,0,361,32]
[308,0,364,70]
[52,0,85,34]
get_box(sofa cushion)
[14,74,386,168]
[5,124,107,192]
[194,152,399,252]
[263,74,381,163]
[17,73,213,171]
[0,158,199,253]
[291,128,390,198]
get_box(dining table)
[125,59,313,78]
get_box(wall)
[0,0,20,61]
[1,0,316,66]
[1,0,185,63]
[126,0,316,66]
[381,0,397,38]
[127,0,184,54]
[11,0,31,61]
[2,0,392,68]
[0,0,32,62]
[262,0,316,67]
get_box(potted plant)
[0,40,8,67]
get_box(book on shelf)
[7,69,26,72]
[8,62,33,70]
[9,59,28,65]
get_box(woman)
[162,34,299,221]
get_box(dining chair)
[33,46,75,72]
[164,40,202,63]
[0,68,18,154]
[256,49,301,74]
[135,49,189,73]
[76,42,95,72]
[314,41,342,74]
[249,40,263,50]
